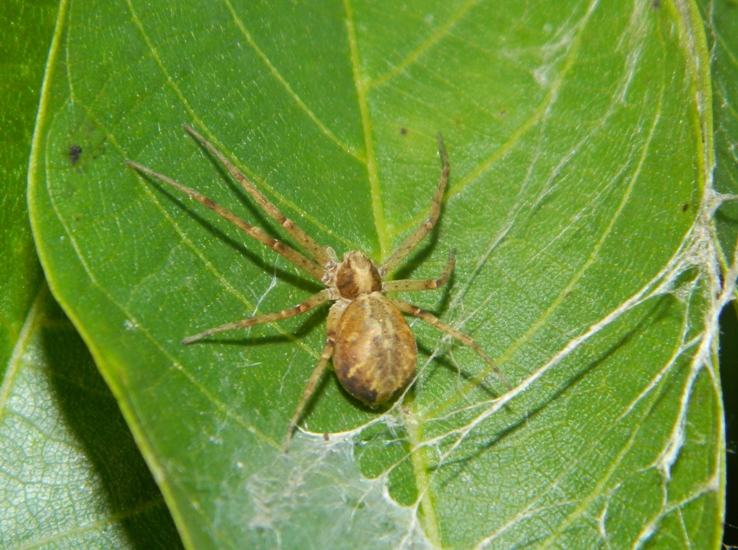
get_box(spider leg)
[382,249,455,293]
[181,289,333,345]
[125,160,326,281]
[284,340,334,451]
[379,133,449,276]
[182,124,331,267]
[390,299,511,390]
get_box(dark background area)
[721,304,738,547]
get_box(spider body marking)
[125,123,509,451]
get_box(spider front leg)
[181,289,333,344]
[182,124,331,267]
[390,299,511,390]
[379,133,449,276]
[124,159,326,281]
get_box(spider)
[125,124,509,449]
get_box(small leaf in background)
[28,0,728,547]
[0,288,182,548]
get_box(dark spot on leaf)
[499,109,507,117]
[399,127,407,136]
[682,203,689,212]
[651,0,660,7]
[69,145,82,165]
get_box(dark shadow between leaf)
[719,302,738,547]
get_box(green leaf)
[0,0,49,376]
[29,0,726,547]
[1,0,181,547]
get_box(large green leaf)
[1,0,181,547]
[29,0,726,547]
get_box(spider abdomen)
[333,293,417,407]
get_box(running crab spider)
[125,124,510,450]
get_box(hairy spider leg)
[182,123,331,267]
[379,132,449,276]
[382,249,456,293]
[390,299,511,391]
[181,289,333,345]
[124,160,326,281]
[285,340,335,451]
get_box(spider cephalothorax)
[334,251,382,299]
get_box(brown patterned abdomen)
[333,293,417,406]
